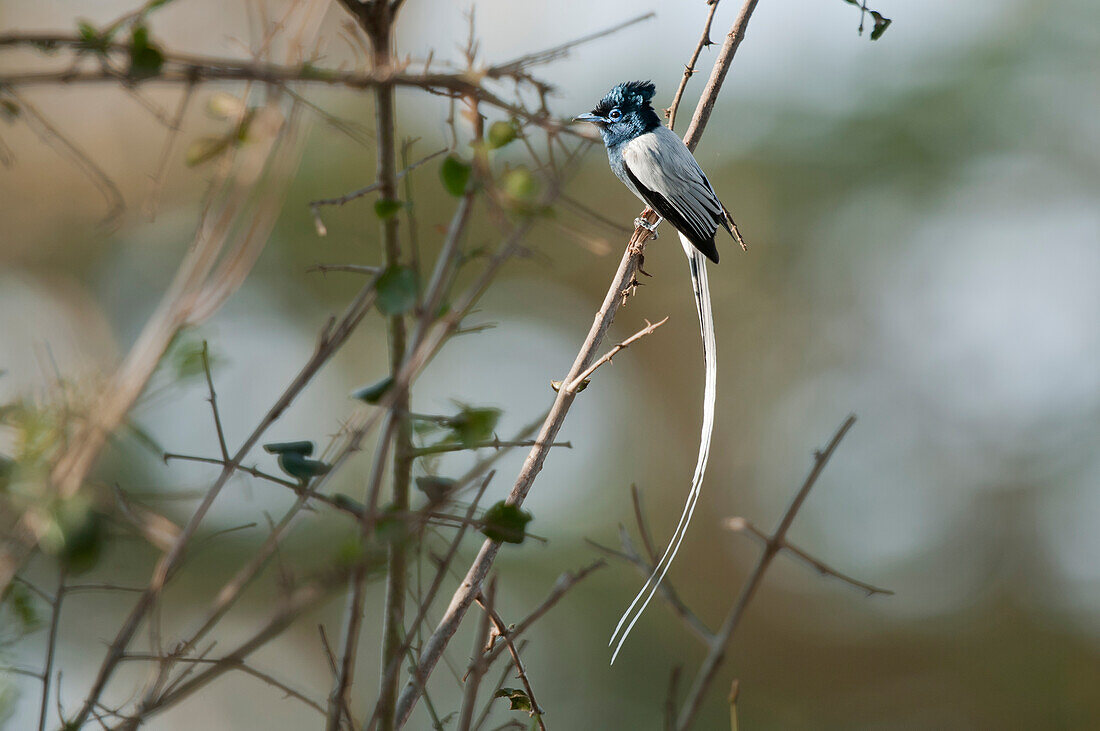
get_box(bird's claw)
[634,217,659,237]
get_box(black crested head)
[589,81,661,142]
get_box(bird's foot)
[633,217,659,238]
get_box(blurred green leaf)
[374,199,405,219]
[440,155,472,196]
[480,501,532,544]
[449,405,501,447]
[503,167,538,201]
[128,24,164,79]
[376,265,419,315]
[277,451,330,482]
[494,688,533,712]
[415,475,456,504]
[350,376,394,404]
[185,135,231,167]
[76,20,112,54]
[2,581,41,632]
[263,441,314,456]
[41,498,104,575]
[331,493,365,515]
[488,119,519,149]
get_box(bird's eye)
[608,108,622,121]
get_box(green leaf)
[448,405,501,447]
[41,498,104,575]
[480,501,532,544]
[128,24,164,79]
[263,440,314,456]
[870,11,892,40]
[503,167,538,201]
[76,21,111,54]
[494,688,533,713]
[277,451,330,482]
[376,265,419,316]
[488,119,519,149]
[415,476,456,504]
[440,155,472,196]
[350,376,394,404]
[185,135,231,167]
[3,581,41,632]
[374,198,405,219]
[331,493,365,515]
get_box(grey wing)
[622,126,729,263]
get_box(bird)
[574,80,738,663]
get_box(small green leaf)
[440,155,472,196]
[76,21,111,54]
[449,405,501,447]
[3,581,41,632]
[503,167,538,201]
[480,501,532,544]
[332,493,365,515]
[374,199,405,219]
[415,476,456,504]
[277,451,330,482]
[350,376,393,404]
[41,498,104,575]
[263,440,314,456]
[870,11,892,40]
[185,135,231,167]
[488,119,519,149]
[128,24,164,80]
[494,688,533,713]
[376,265,419,316]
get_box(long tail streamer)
[610,237,717,663]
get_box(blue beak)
[572,112,605,125]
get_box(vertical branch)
[37,570,65,731]
[674,416,856,730]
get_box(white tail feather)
[610,236,717,663]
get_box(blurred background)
[3,0,1100,728]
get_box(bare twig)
[564,316,668,392]
[475,584,547,731]
[675,415,858,730]
[458,577,494,731]
[37,570,65,731]
[410,438,571,459]
[723,516,893,596]
[308,147,445,236]
[667,0,722,132]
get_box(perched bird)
[575,81,737,663]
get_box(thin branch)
[308,147,445,236]
[565,316,668,392]
[68,271,383,729]
[666,0,722,132]
[457,577,494,731]
[410,438,571,459]
[475,584,547,731]
[722,516,893,596]
[200,342,230,463]
[675,415,857,730]
[587,531,713,646]
[477,561,606,668]
[38,570,65,731]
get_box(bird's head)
[574,80,661,146]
